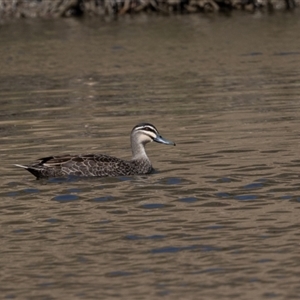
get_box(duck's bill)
[154,135,176,146]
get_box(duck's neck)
[131,137,150,162]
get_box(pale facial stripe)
[134,125,158,139]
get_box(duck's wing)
[64,154,134,177]
[17,154,134,178]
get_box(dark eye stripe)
[143,126,157,134]
[132,123,159,134]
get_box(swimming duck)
[15,123,176,179]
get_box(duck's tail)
[14,164,41,179]
[14,164,29,169]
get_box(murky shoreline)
[0,0,299,22]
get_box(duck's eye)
[144,127,150,131]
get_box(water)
[1,12,300,299]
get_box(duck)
[15,123,176,179]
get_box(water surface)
[1,12,300,299]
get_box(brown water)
[1,12,300,300]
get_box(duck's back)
[25,154,153,178]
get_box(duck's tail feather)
[14,164,29,169]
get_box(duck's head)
[131,123,176,146]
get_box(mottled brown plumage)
[15,123,175,179]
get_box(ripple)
[107,271,133,277]
[24,188,40,193]
[234,195,258,201]
[243,183,263,190]
[125,234,165,240]
[179,197,198,203]
[93,196,114,202]
[141,203,166,209]
[53,194,79,202]
[151,245,198,254]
